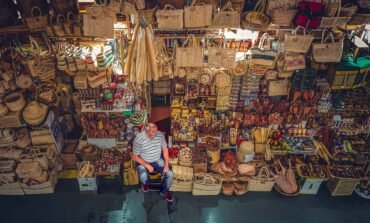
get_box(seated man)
[132,123,174,202]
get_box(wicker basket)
[192,173,222,196]
[170,176,193,192]
[248,166,275,192]
[210,2,240,28]
[241,0,270,31]
[156,4,183,29]
[327,177,360,196]
[172,165,194,181]
[5,93,26,112]
[271,9,296,27]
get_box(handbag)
[266,0,297,15]
[192,173,222,196]
[312,29,343,63]
[208,38,236,69]
[156,4,184,29]
[53,14,66,37]
[241,0,270,31]
[210,2,240,28]
[28,36,55,81]
[270,0,297,27]
[175,35,204,68]
[294,1,324,29]
[268,79,290,96]
[155,39,174,78]
[20,149,49,170]
[83,3,115,38]
[283,53,306,71]
[248,166,275,192]
[320,2,351,28]
[170,175,193,192]
[184,0,213,28]
[251,33,277,69]
[284,26,314,53]
[25,7,48,31]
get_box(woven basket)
[172,165,194,181]
[340,4,358,17]
[15,129,31,149]
[176,35,204,68]
[248,166,275,192]
[268,79,290,96]
[184,0,213,28]
[208,40,236,69]
[192,173,222,196]
[156,4,183,29]
[312,30,343,63]
[271,9,296,27]
[74,72,88,89]
[241,0,270,31]
[142,7,157,25]
[179,147,193,167]
[25,7,48,31]
[211,2,240,28]
[170,176,193,192]
[284,26,314,53]
[16,161,43,179]
[5,93,26,112]
[88,73,108,88]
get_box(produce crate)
[326,177,360,196]
[0,181,24,195]
[300,178,324,195]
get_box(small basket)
[5,93,26,112]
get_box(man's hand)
[146,164,154,173]
[164,165,170,173]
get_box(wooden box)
[0,111,22,128]
[327,177,360,196]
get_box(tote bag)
[312,29,343,63]
[184,0,213,28]
[284,26,314,53]
[208,38,236,69]
[176,35,204,67]
[83,3,115,38]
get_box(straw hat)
[233,61,249,76]
[215,71,230,88]
[22,101,48,126]
[0,103,8,117]
[199,70,213,85]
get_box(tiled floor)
[0,179,369,223]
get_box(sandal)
[222,182,235,196]
[234,181,248,196]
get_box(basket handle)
[184,34,199,48]
[0,176,10,185]
[200,173,216,185]
[220,2,234,12]
[191,0,205,7]
[31,6,42,18]
[259,33,271,50]
[163,4,176,10]
[57,14,66,24]
[294,26,306,36]
[175,175,189,182]
[254,0,267,13]
[67,12,76,23]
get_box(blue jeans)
[137,159,173,194]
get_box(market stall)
[0,0,369,198]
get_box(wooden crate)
[0,111,22,128]
[327,177,360,196]
[0,182,24,195]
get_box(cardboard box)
[300,178,324,195]
[0,182,24,195]
[78,177,97,191]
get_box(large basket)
[156,4,183,29]
[170,176,193,192]
[5,93,26,112]
[241,0,270,31]
[248,166,275,192]
[210,2,240,28]
[192,173,222,196]
[172,165,194,181]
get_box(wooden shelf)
[81,108,132,113]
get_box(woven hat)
[199,70,213,85]
[233,61,249,76]
[22,101,48,126]
[215,71,230,88]
[0,103,8,117]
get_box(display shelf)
[81,108,132,113]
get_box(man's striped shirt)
[133,131,167,163]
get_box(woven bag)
[176,35,204,68]
[312,29,343,63]
[320,2,351,28]
[268,79,289,96]
[248,166,275,192]
[283,53,306,71]
[265,0,296,15]
[74,72,88,89]
[184,0,213,28]
[25,7,48,32]
[83,3,115,38]
[284,26,314,53]
[179,147,193,167]
[170,175,193,192]
[20,149,49,170]
[208,38,236,69]
[241,0,270,31]
[210,2,240,28]
[251,33,277,69]
[271,8,296,27]
[16,161,43,179]
[192,173,222,196]
[156,4,183,29]
[172,165,194,181]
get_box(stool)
[148,172,163,191]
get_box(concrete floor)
[0,179,369,223]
